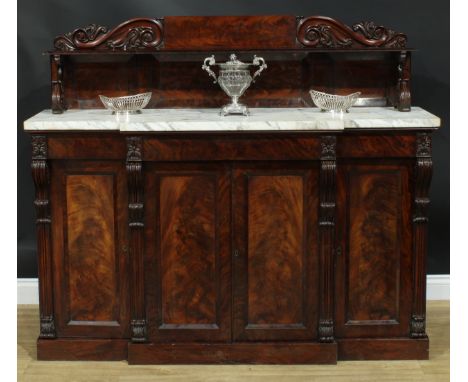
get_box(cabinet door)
[145,163,231,342]
[335,162,413,338]
[51,161,130,338]
[233,163,319,341]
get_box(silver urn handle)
[202,55,217,84]
[252,55,267,83]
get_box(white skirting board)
[17,275,450,304]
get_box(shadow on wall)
[18,37,50,277]
[412,73,450,274]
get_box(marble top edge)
[23,107,441,132]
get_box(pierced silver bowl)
[99,92,152,114]
[310,90,361,112]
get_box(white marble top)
[23,107,440,132]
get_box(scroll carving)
[352,21,407,48]
[299,23,352,48]
[31,136,56,339]
[54,18,164,51]
[411,133,433,339]
[126,137,147,342]
[297,16,407,49]
[54,24,108,50]
[318,135,337,342]
[107,27,160,50]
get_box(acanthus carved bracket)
[54,18,164,52]
[318,135,337,343]
[31,135,56,339]
[126,137,148,343]
[297,16,407,49]
[410,133,433,339]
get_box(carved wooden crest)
[54,18,164,51]
[297,16,407,48]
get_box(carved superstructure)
[54,16,408,52]
[297,16,407,48]
[48,16,413,114]
[54,18,164,52]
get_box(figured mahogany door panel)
[335,161,413,338]
[50,161,129,338]
[233,163,319,341]
[145,163,231,342]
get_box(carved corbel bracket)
[318,135,337,342]
[126,137,148,343]
[410,133,433,339]
[297,16,407,49]
[54,18,164,52]
[31,136,56,339]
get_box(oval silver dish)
[99,92,152,115]
[310,89,361,112]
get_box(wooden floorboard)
[17,301,449,381]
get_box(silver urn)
[202,53,267,116]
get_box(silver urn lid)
[217,54,253,70]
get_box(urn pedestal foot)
[221,100,249,116]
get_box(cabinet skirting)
[37,338,429,363]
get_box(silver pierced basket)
[310,90,361,112]
[99,92,152,114]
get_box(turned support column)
[126,136,148,342]
[397,51,411,112]
[410,133,433,338]
[318,135,337,342]
[51,54,66,114]
[31,135,56,339]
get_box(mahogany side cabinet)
[24,15,440,364]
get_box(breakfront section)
[126,134,337,364]
[334,132,432,360]
[25,14,440,364]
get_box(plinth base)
[220,102,249,116]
